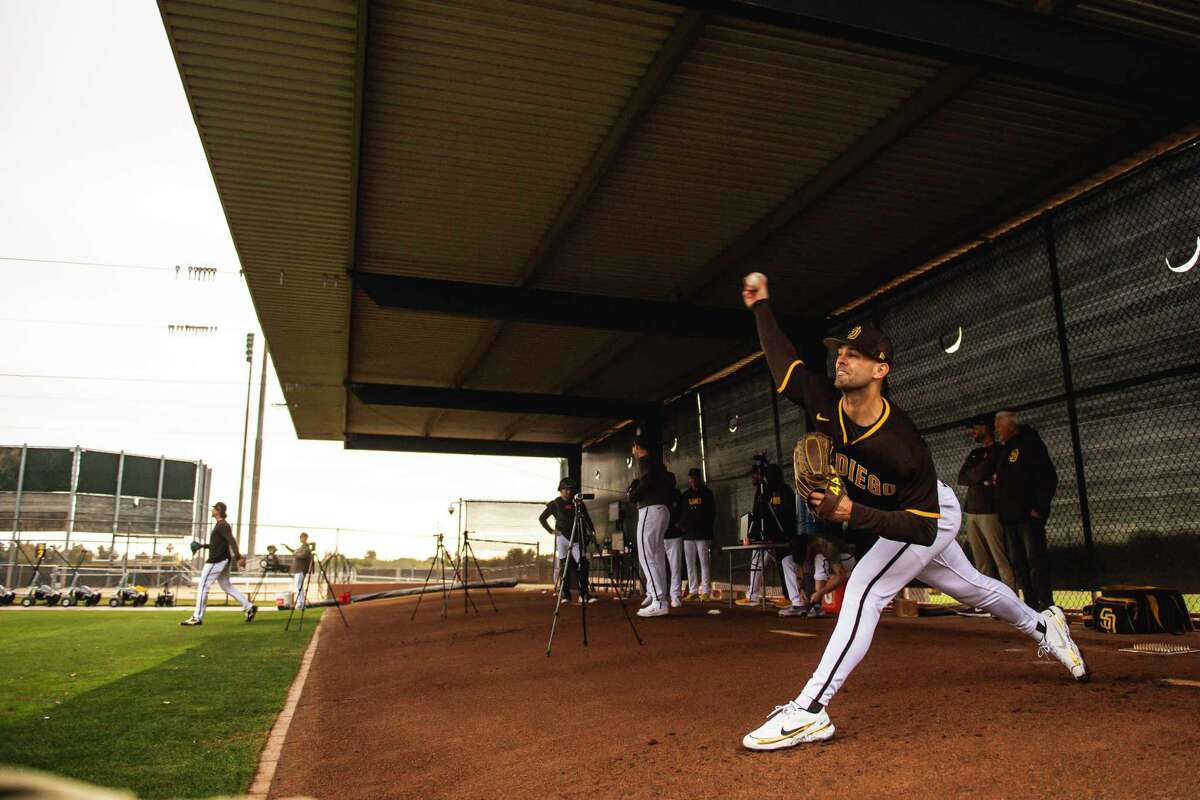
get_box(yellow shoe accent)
[700,593,711,602]
[683,593,701,602]
[735,598,759,607]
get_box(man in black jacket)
[737,461,797,608]
[628,436,674,618]
[994,410,1058,611]
[681,468,715,601]
[538,478,595,604]
[957,415,1013,590]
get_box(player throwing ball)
[739,273,1088,751]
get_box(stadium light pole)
[246,343,269,557]
[235,333,254,551]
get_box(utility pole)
[247,343,269,557]
[235,333,254,551]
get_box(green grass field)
[0,609,321,799]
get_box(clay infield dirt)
[269,588,1200,799]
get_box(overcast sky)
[0,0,560,559]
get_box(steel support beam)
[680,0,1199,106]
[353,272,805,339]
[349,382,654,420]
[345,433,580,460]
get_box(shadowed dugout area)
[270,588,1200,799]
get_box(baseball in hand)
[742,272,769,308]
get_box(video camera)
[751,452,771,473]
[573,492,595,501]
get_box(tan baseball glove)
[793,432,845,520]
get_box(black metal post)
[768,370,783,462]
[1044,216,1099,589]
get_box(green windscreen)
[21,448,73,492]
[78,451,119,494]
[162,460,197,500]
[121,455,161,498]
[0,447,20,491]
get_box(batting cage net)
[582,139,1200,612]
[458,499,553,584]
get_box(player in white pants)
[740,273,1088,750]
[744,547,776,603]
[539,479,596,603]
[629,436,673,617]
[680,468,715,600]
[683,539,711,598]
[284,532,313,610]
[183,502,257,626]
[664,485,685,607]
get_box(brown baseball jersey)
[753,300,940,546]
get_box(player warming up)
[182,502,258,626]
[738,272,1088,751]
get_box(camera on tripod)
[573,492,595,501]
[259,545,290,574]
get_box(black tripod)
[411,533,469,620]
[248,549,286,606]
[458,531,498,614]
[546,493,643,656]
[750,477,792,609]
[286,551,349,632]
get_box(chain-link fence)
[581,139,1200,610]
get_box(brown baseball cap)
[823,323,894,363]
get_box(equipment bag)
[1084,586,1194,635]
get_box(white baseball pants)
[192,559,251,620]
[748,548,776,601]
[293,572,307,610]
[684,540,711,595]
[665,537,684,602]
[797,483,1043,709]
[781,554,806,609]
[636,505,670,609]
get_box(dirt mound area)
[271,588,1200,799]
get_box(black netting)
[1054,142,1200,391]
[699,363,778,552]
[662,393,703,482]
[877,227,1063,429]
[1076,373,1200,591]
[579,427,639,545]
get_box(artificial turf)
[0,609,320,798]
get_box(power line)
[0,317,229,332]
[0,255,238,275]
[0,372,245,385]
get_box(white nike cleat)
[640,595,653,609]
[637,604,669,618]
[670,598,682,608]
[742,701,835,751]
[1038,605,1090,682]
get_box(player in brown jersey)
[738,273,1088,751]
